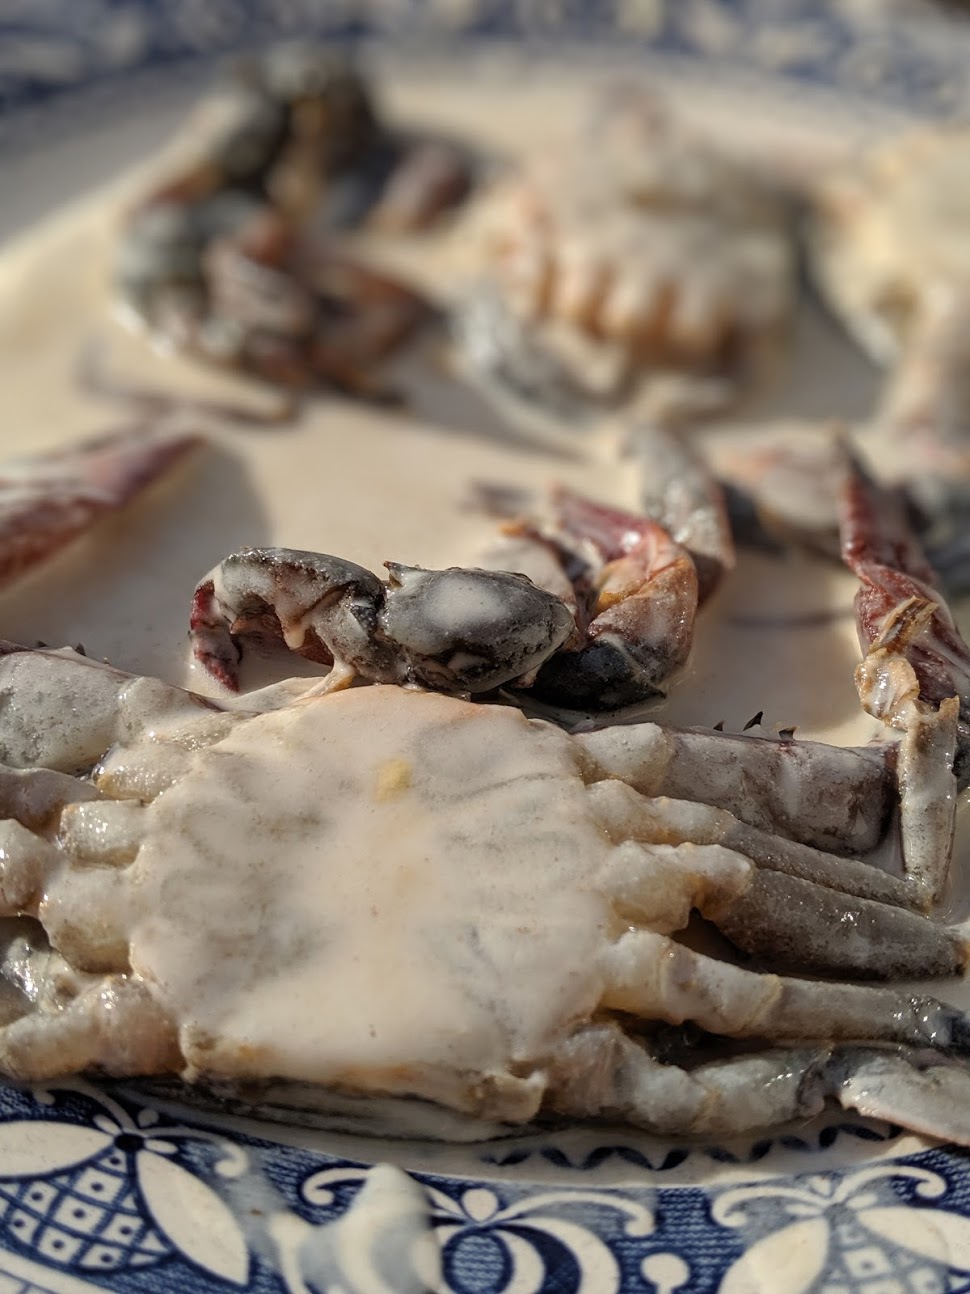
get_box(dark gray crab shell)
[377,563,576,693]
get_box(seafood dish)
[5,47,970,1154]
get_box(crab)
[0,640,970,1144]
[188,463,722,713]
[117,47,468,397]
[119,197,434,401]
[460,91,795,420]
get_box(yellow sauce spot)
[375,758,413,801]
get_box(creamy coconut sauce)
[115,687,615,1115]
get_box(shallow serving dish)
[4,4,970,1293]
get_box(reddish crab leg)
[525,486,700,712]
[0,425,202,591]
[840,451,967,904]
[841,450,970,729]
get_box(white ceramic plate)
[5,7,970,1294]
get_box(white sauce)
[112,687,615,1118]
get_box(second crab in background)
[117,46,472,398]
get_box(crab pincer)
[506,486,701,713]
[467,429,728,713]
[190,547,575,695]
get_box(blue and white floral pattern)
[712,1166,970,1293]
[0,1084,250,1285]
[3,2,970,1291]
[2,0,970,122]
[1,1080,970,1294]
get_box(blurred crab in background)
[117,46,472,398]
[809,126,970,581]
[456,90,795,428]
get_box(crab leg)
[547,1024,970,1144]
[0,971,180,1081]
[591,779,970,976]
[526,487,700,712]
[0,424,201,592]
[716,432,848,560]
[0,766,102,830]
[0,787,142,972]
[831,1047,970,1143]
[576,720,894,856]
[703,868,964,979]
[0,822,133,974]
[202,217,433,396]
[881,291,970,451]
[841,450,970,729]
[633,423,735,602]
[591,807,963,980]
[599,929,970,1050]
[588,780,915,909]
[840,453,966,900]
[0,644,227,774]
[451,286,615,441]
[546,1025,831,1136]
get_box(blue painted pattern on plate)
[1,0,970,119]
[2,1082,970,1293]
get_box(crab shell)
[0,650,970,1145]
[478,106,795,372]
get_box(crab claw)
[190,546,575,695]
[0,425,202,591]
[525,487,700,712]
